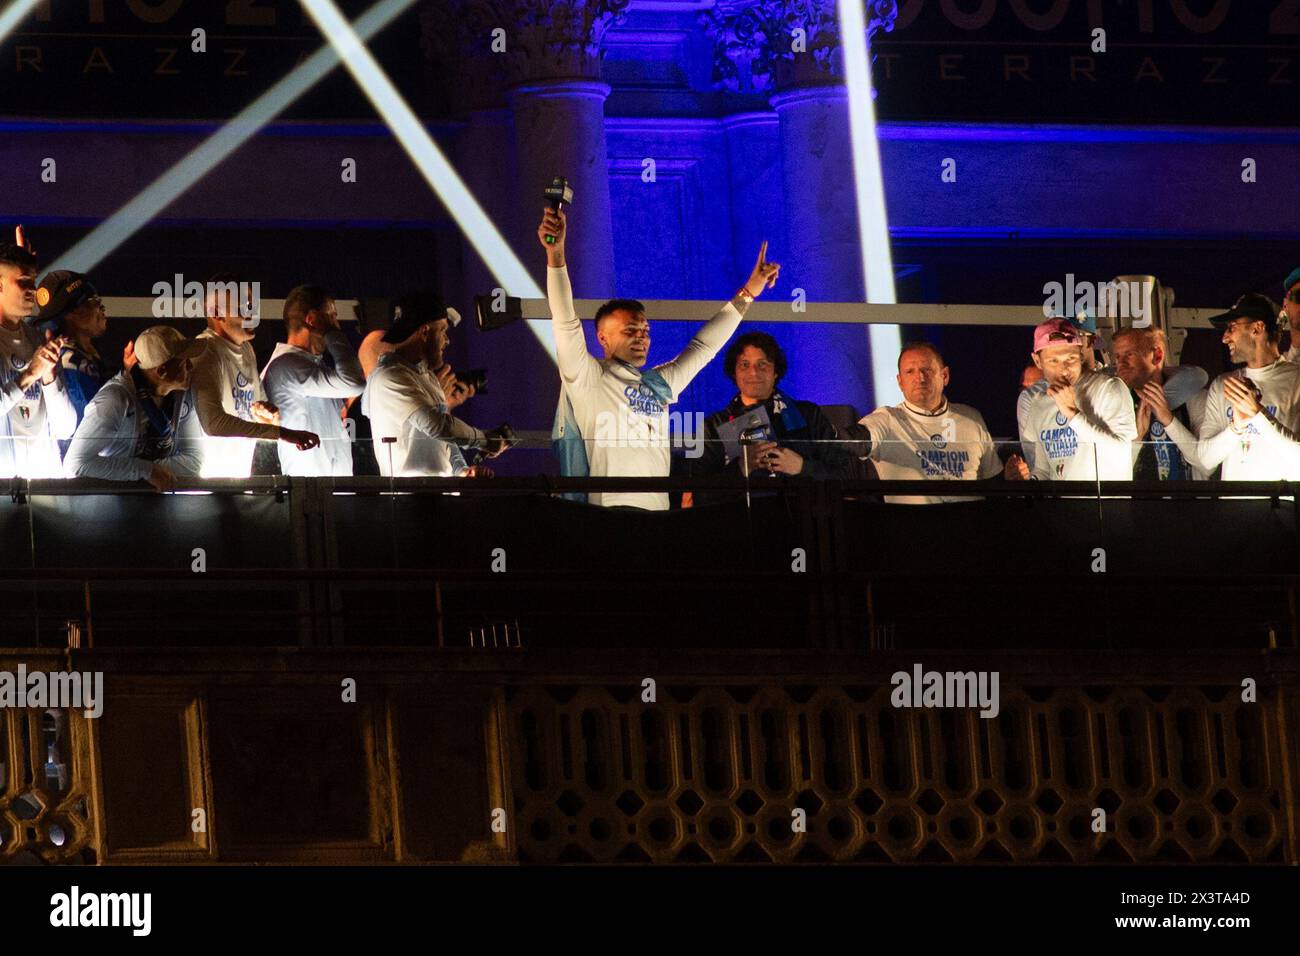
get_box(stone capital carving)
[421,0,630,106]
[701,0,897,93]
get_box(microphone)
[739,423,775,478]
[542,177,572,245]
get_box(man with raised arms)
[540,206,779,510]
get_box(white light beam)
[50,0,418,275]
[297,0,543,299]
[0,0,42,44]
[839,0,901,406]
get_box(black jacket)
[685,391,857,504]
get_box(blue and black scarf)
[552,363,675,502]
[130,366,183,462]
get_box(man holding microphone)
[540,206,779,510]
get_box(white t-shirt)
[190,330,280,478]
[858,400,1000,504]
[0,319,78,478]
[549,265,741,510]
[261,333,365,477]
[361,353,482,477]
[1017,371,1137,481]
[1198,359,1300,480]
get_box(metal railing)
[2,476,1299,650]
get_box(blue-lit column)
[703,0,897,414]
[722,113,787,286]
[767,85,876,413]
[769,85,864,305]
[422,1,628,439]
[508,80,616,298]
[482,0,629,298]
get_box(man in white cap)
[1016,317,1137,480]
[362,290,510,477]
[189,274,320,478]
[64,326,207,491]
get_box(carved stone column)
[427,1,627,297]
[421,0,522,302]
[419,1,629,435]
[705,1,898,412]
[702,0,898,94]
[508,79,616,298]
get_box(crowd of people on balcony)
[3,220,1300,507]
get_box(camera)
[458,368,488,395]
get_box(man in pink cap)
[1015,317,1136,480]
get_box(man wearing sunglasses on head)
[0,235,77,478]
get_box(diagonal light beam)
[0,0,43,44]
[839,0,901,406]
[50,0,419,275]
[297,0,542,299]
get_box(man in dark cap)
[1281,267,1300,364]
[360,291,510,477]
[1200,292,1300,480]
[0,235,76,478]
[1067,309,1107,372]
[34,269,108,446]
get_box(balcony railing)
[2,477,1299,650]
[3,647,1295,865]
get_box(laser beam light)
[839,0,901,406]
[297,0,542,299]
[50,0,419,275]
[0,0,42,45]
